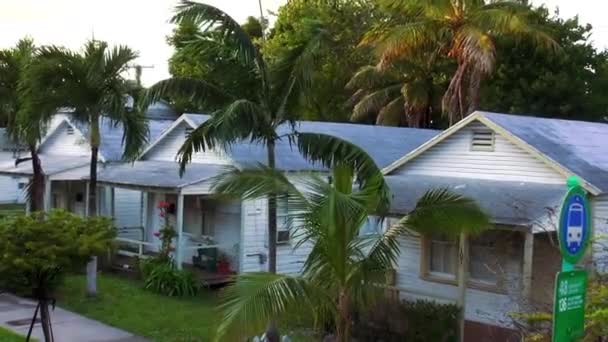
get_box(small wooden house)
[382,111,608,337]
[96,113,439,282]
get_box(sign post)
[552,176,591,342]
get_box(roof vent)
[66,126,75,135]
[184,127,193,138]
[470,129,495,151]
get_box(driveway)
[0,293,149,342]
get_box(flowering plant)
[156,200,176,261]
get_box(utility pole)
[127,64,154,87]
[258,0,266,41]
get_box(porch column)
[457,232,469,342]
[522,231,534,299]
[43,177,52,212]
[175,193,184,270]
[141,191,148,229]
[110,187,115,218]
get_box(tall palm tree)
[144,1,328,274]
[209,133,489,342]
[0,38,47,211]
[23,40,148,296]
[363,0,558,124]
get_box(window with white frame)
[276,196,290,244]
[425,234,458,281]
[421,230,519,290]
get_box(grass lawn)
[57,274,221,342]
[0,326,35,342]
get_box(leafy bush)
[352,298,459,342]
[142,259,199,297]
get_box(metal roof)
[70,116,174,162]
[183,114,440,171]
[0,155,90,177]
[480,112,608,193]
[386,175,566,227]
[96,160,227,190]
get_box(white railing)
[115,237,157,258]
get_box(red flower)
[157,200,170,209]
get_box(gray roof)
[184,114,439,171]
[386,175,566,226]
[0,155,90,176]
[480,112,608,193]
[71,116,174,162]
[145,101,178,120]
[96,160,227,190]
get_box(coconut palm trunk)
[28,146,45,212]
[86,116,100,296]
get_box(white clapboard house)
[0,102,177,226]
[0,128,29,204]
[380,111,608,337]
[92,113,438,283]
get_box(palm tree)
[0,38,48,211]
[363,0,557,124]
[23,40,148,296]
[209,133,489,342]
[144,1,328,274]
[346,56,445,128]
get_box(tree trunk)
[336,290,351,342]
[29,146,45,212]
[86,117,100,297]
[39,297,53,342]
[264,139,280,342]
[457,232,469,342]
[267,139,277,274]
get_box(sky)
[0,0,606,86]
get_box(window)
[66,126,75,135]
[421,230,519,291]
[360,216,384,236]
[277,196,290,244]
[470,129,495,151]
[17,182,26,190]
[469,232,500,285]
[424,234,458,281]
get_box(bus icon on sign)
[566,202,584,252]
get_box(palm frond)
[403,188,489,237]
[104,45,138,80]
[271,19,331,121]
[142,77,232,111]
[352,84,402,121]
[176,99,272,174]
[215,273,332,342]
[376,97,404,126]
[210,164,304,202]
[172,1,262,73]
[454,25,496,74]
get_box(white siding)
[592,195,608,272]
[114,188,142,228]
[144,122,229,164]
[394,121,565,184]
[394,229,523,328]
[240,198,268,272]
[0,176,27,204]
[39,121,90,157]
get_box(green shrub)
[142,259,199,297]
[353,298,459,341]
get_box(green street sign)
[552,270,587,342]
[558,177,592,265]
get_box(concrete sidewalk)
[0,293,149,342]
